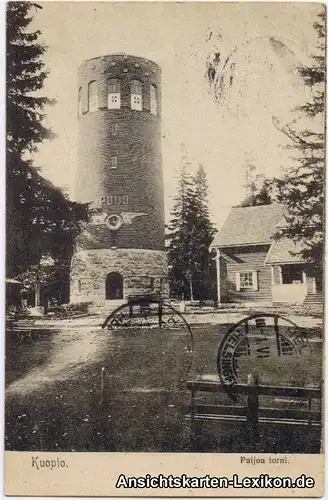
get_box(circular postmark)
[102,295,193,332]
[101,295,195,380]
[217,313,311,401]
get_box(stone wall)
[70,248,168,303]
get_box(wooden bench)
[186,375,322,450]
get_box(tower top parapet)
[79,54,161,71]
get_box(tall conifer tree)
[191,165,217,299]
[272,10,325,266]
[166,157,196,299]
[6,2,89,292]
[166,156,217,300]
[7,2,55,154]
[206,9,325,265]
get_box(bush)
[47,302,91,318]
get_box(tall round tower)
[70,54,168,304]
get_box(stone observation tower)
[70,54,168,304]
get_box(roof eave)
[212,241,272,249]
[265,260,308,265]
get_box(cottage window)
[108,79,121,109]
[150,84,157,115]
[281,265,304,284]
[236,271,258,291]
[131,79,142,110]
[88,81,98,112]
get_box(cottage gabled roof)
[265,238,306,264]
[211,204,286,248]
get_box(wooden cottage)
[211,204,322,305]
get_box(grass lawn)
[5,320,323,453]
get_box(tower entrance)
[106,272,123,300]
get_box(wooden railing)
[186,375,322,451]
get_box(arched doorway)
[105,272,123,300]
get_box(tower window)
[110,230,118,248]
[131,79,142,111]
[110,155,117,169]
[111,124,118,135]
[88,81,98,112]
[78,87,83,117]
[150,84,157,115]
[108,79,121,109]
[160,278,166,290]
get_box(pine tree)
[271,9,325,265]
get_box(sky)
[31,2,322,229]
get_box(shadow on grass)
[5,329,58,387]
[5,323,323,453]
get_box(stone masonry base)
[70,248,168,305]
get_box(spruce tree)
[6,2,89,293]
[166,161,196,299]
[7,1,55,154]
[191,165,217,299]
[206,9,324,266]
[240,174,273,207]
[271,9,325,265]
[166,160,217,300]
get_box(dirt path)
[6,309,321,397]
[36,311,323,329]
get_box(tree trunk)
[35,280,41,307]
[44,292,48,315]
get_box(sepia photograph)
[4,0,325,495]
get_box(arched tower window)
[78,87,83,117]
[131,79,142,111]
[88,81,98,112]
[108,79,121,109]
[150,84,157,115]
